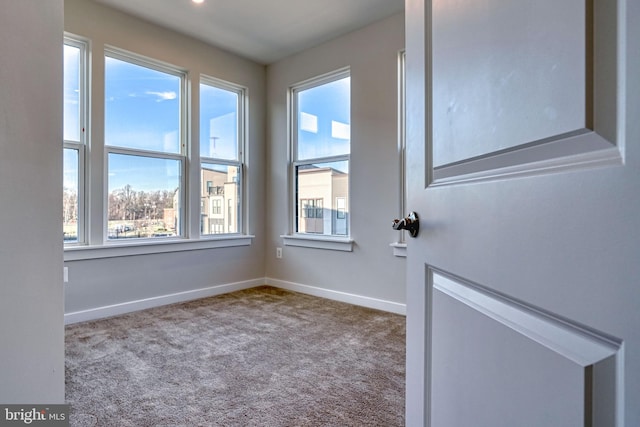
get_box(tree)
[63,187,77,223]
[107,186,175,222]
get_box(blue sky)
[105,56,181,155]
[297,76,350,161]
[63,45,81,192]
[63,45,81,144]
[104,56,182,192]
[200,83,238,161]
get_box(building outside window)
[300,198,324,233]
[291,69,350,237]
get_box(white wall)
[265,14,407,307]
[63,0,266,317]
[0,1,65,403]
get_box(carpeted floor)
[65,286,406,426]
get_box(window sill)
[390,242,407,257]
[281,234,354,252]
[64,235,254,261]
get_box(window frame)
[198,75,247,237]
[63,40,254,261]
[391,50,408,257]
[283,68,354,251]
[398,51,407,237]
[63,34,89,246]
[103,47,188,243]
[336,197,346,220]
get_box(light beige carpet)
[65,286,406,426]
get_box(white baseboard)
[265,277,406,315]
[64,278,263,325]
[65,277,406,324]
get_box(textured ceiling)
[94,0,405,64]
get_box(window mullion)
[294,154,349,168]
[200,157,240,168]
[106,146,185,162]
[63,35,88,245]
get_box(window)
[391,51,408,257]
[291,70,350,237]
[199,77,245,235]
[398,51,407,240]
[211,199,222,215]
[300,198,323,219]
[104,50,185,240]
[299,198,324,234]
[63,37,87,244]
[336,197,346,219]
[62,39,252,258]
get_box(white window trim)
[103,47,188,243]
[199,75,247,236]
[63,141,86,243]
[64,235,255,261]
[63,42,253,258]
[281,234,353,252]
[285,68,352,251]
[63,34,90,246]
[390,242,407,257]
[392,50,407,258]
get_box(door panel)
[431,0,620,183]
[430,270,620,426]
[404,0,639,425]
[432,0,586,167]
[433,286,584,427]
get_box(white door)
[404,0,640,425]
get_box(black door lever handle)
[392,212,419,238]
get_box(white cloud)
[146,91,177,102]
